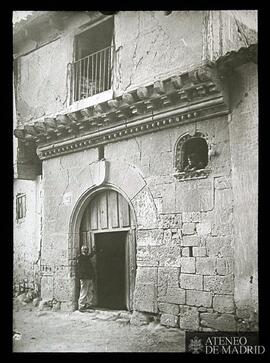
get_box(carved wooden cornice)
[14,65,230,160]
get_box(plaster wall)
[13,177,43,294]
[228,62,258,330]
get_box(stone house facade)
[13,11,258,331]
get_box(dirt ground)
[13,302,186,352]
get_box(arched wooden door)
[79,189,136,311]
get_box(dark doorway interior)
[95,232,127,310]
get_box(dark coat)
[76,254,94,279]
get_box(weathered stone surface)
[158,267,180,289]
[196,257,216,275]
[137,246,159,267]
[160,313,179,328]
[216,258,233,275]
[161,287,186,305]
[196,222,211,235]
[200,312,236,331]
[179,306,199,330]
[214,176,232,190]
[130,311,149,326]
[175,178,213,212]
[136,267,158,285]
[163,228,172,242]
[180,257,195,273]
[182,212,201,223]
[186,290,212,307]
[204,275,234,295]
[180,274,203,290]
[158,246,181,267]
[159,214,182,229]
[182,236,200,247]
[182,223,196,235]
[206,236,233,257]
[131,187,158,229]
[40,275,53,300]
[133,284,158,313]
[193,247,207,257]
[136,229,164,247]
[158,302,179,315]
[213,295,235,313]
[181,247,190,257]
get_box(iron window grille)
[70,45,113,103]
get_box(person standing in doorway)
[77,245,95,312]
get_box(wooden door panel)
[108,190,119,228]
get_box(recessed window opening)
[16,194,26,220]
[182,137,208,171]
[72,18,114,102]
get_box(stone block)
[175,178,213,212]
[216,258,233,275]
[206,236,233,257]
[158,302,179,315]
[204,275,234,295]
[182,212,201,223]
[158,246,181,267]
[157,267,180,289]
[179,306,199,330]
[180,257,196,273]
[162,287,186,305]
[196,222,211,235]
[182,223,196,235]
[136,246,159,266]
[186,290,212,308]
[163,229,172,244]
[137,229,164,247]
[130,311,149,326]
[196,257,216,275]
[159,213,182,229]
[193,247,207,257]
[136,267,158,285]
[131,187,158,229]
[181,247,191,257]
[160,313,179,328]
[182,236,200,247]
[200,312,236,331]
[213,295,235,313]
[133,284,158,313]
[180,274,203,290]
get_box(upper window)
[71,18,114,103]
[16,193,26,220]
[182,137,208,171]
[174,133,210,180]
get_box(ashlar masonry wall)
[105,114,236,331]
